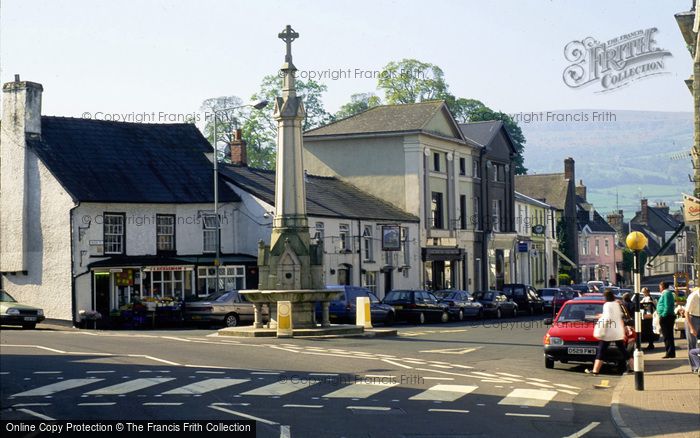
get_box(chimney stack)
[575,179,587,201]
[230,129,247,166]
[1,77,43,271]
[606,210,625,239]
[564,157,575,182]
[654,201,670,215]
[640,198,648,224]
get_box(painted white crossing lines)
[409,384,478,402]
[322,382,397,399]
[85,378,175,395]
[12,379,104,397]
[161,378,249,395]
[241,380,318,397]
[498,389,558,407]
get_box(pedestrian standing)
[656,281,676,359]
[586,289,633,375]
[640,287,656,350]
[621,292,634,316]
[684,287,700,373]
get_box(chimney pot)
[14,74,20,82]
[564,157,575,182]
[229,129,247,166]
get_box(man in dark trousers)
[656,281,676,358]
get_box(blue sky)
[0,0,695,118]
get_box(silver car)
[184,291,268,327]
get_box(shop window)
[104,213,125,255]
[157,215,175,252]
[362,225,373,261]
[197,266,245,297]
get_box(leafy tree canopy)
[335,92,382,119]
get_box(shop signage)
[532,224,545,235]
[145,265,193,272]
[382,225,401,251]
[518,242,529,252]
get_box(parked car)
[184,290,268,327]
[433,290,483,320]
[502,284,545,315]
[0,290,45,329]
[587,280,606,292]
[543,295,636,373]
[539,288,573,313]
[570,284,590,295]
[472,290,518,318]
[314,285,395,325]
[382,290,449,324]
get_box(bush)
[558,273,571,285]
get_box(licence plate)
[393,305,403,310]
[190,315,202,320]
[24,316,37,321]
[567,347,596,355]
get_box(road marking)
[563,421,600,438]
[162,378,249,395]
[85,378,175,395]
[242,380,318,396]
[86,371,115,374]
[194,371,226,374]
[409,384,478,402]
[526,378,550,383]
[270,346,301,354]
[78,402,116,406]
[283,404,323,409]
[211,402,251,406]
[419,347,478,355]
[127,354,180,366]
[143,402,183,406]
[423,377,454,381]
[382,359,413,369]
[3,345,67,354]
[450,364,474,369]
[497,372,522,378]
[363,375,394,378]
[12,403,52,407]
[505,413,551,418]
[280,425,291,438]
[554,383,580,390]
[471,371,499,378]
[251,372,281,375]
[498,389,558,407]
[308,373,338,376]
[428,409,470,414]
[12,379,104,397]
[346,406,391,411]
[323,382,397,399]
[415,368,478,379]
[17,408,55,421]
[557,389,579,396]
[526,381,554,389]
[0,372,9,375]
[429,364,453,369]
[403,360,427,364]
[209,405,278,425]
[33,371,62,374]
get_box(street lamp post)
[626,231,648,391]
[211,101,268,296]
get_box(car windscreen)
[557,303,603,322]
[0,290,16,302]
[433,291,451,299]
[541,289,557,297]
[384,291,411,302]
[346,289,367,301]
[214,292,237,303]
[474,292,493,301]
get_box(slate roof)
[458,120,502,147]
[514,173,570,210]
[220,165,419,222]
[576,197,615,233]
[27,116,239,203]
[304,101,461,139]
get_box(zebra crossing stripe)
[498,389,557,407]
[162,379,249,395]
[241,380,318,396]
[322,382,397,399]
[85,378,175,395]
[12,379,104,397]
[409,384,478,402]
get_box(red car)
[543,296,636,373]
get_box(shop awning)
[646,222,685,267]
[88,254,257,269]
[553,248,577,269]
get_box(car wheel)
[224,313,239,328]
[417,312,426,325]
[496,307,502,319]
[545,357,554,369]
[457,309,465,321]
[22,323,36,330]
[440,311,449,323]
[384,312,395,326]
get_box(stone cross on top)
[278,25,299,63]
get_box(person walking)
[586,289,633,375]
[621,292,635,316]
[640,287,656,350]
[684,287,700,373]
[656,281,676,359]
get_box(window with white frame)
[492,200,502,232]
[104,213,125,254]
[197,266,245,296]
[472,160,480,178]
[202,213,218,253]
[605,238,610,256]
[595,239,600,256]
[473,197,480,229]
[314,222,324,242]
[339,224,351,252]
[363,271,377,293]
[581,237,589,255]
[401,227,410,266]
[156,215,175,252]
[362,225,373,261]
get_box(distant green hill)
[519,109,694,218]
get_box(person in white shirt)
[685,287,700,373]
[586,289,633,375]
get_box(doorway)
[94,273,111,327]
[383,269,393,296]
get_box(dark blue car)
[315,286,395,325]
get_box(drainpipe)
[69,202,80,327]
[357,220,363,287]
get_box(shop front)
[422,247,464,290]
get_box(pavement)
[611,338,700,438]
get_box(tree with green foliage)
[201,75,333,169]
[378,59,451,104]
[335,92,382,119]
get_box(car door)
[425,292,442,319]
[368,292,385,321]
[499,293,514,312]
[232,292,252,322]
